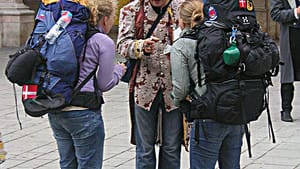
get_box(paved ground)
[0,47,299,169]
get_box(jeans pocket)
[63,110,100,138]
[200,120,225,139]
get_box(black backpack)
[180,0,279,157]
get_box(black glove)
[179,100,193,122]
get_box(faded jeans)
[134,91,182,169]
[48,109,105,169]
[190,119,244,169]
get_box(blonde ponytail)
[179,0,204,28]
[86,0,116,26]
[191,4,204,28]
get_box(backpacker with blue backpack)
[5,0,102,119]
[179,0,279,157]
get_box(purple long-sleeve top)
[76,26,123,97]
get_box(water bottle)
[45,10,72,44]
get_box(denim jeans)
[48,109,105,169]
[134,91,182,169]
[190,120,244,169]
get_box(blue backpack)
[6,1,105,120]
[30,0,90,103]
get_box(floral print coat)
[117,0,182,112]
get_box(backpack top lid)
[203,0,258,30]
[182,0,279,83]
[40,0,90,24]
[42,0,88,6]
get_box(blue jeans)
[190,120,244,169]
[134,91,182,169]
[48,109,105,169]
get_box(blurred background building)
[0,0,279,47]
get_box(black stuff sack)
[5,45,44,86]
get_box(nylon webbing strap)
[240,80,252,158]
[145,0,173,39]
[265,92,276,143]
[72,67,97,98]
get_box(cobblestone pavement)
[0,47,300,169]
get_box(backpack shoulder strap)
[145,0,173,38]
[180,23,209,40]
[81,24,102,61]
[85,23,102,40]
[181,28,199,40]
[72,24,101,98]
[72,67,97,98]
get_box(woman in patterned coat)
[117,0,183,168]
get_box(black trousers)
[281,83,294,112]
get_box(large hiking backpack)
[5,0,105,118]
[180,0,279,157]
[30,0,90,103]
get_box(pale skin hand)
[118,62,127,76]
[143,36,160,54]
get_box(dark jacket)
[270,0,299,83]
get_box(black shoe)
[281,111,293,122]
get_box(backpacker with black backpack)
[180,0,279,157]
[5,0,103,119]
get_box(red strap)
[135,0,145,39]
[128,0,144,145]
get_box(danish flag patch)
[239,0,247,8]
[22,85,38,101]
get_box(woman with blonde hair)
[48,0,126,168]
[171,0,204,110]
[171,0,244,168]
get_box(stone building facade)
[0,0,35,47]
[0,0,279,48]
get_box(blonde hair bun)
[179,0,204,28]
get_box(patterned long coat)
[117,0,183,111]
